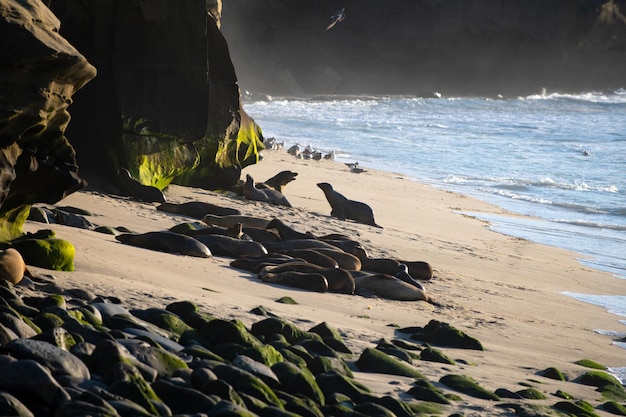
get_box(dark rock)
[3,338,90,378]
[516,387,547,400]
[406,379,451,404]
[0,391,34,417]
[439,374,500,401]
[123,342,189,377]
[308,322,352,354]
[152,377,219,415]
[0,359,71,410]
[54,400,119,417]
[602,401,626,416]
[316,372,372,404]
[212,364,283,408]
[494,388,525,399]
[106,362,163,415]
[355,348,425,378]
[207,400,260,417]
[271,361,325,405]
[401,319,484,350]
[233,354,281,387]
[199,379,246,407]
[420,346,455,365]
[200,318,262,348]
[52,209,94,229]
[307,355,353,378]
[275,390,325,417]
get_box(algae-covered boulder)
[0,0,96,241]
[50,0,265,192]
[355,348,425,378]
[439,374,501,401]
[399,319,484,350]
[11,236,75,271]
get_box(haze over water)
[244,90,626,346]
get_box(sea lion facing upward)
[118,168,166,203]
[0,248,33,284]
[316,182,381,228]
[256,171,298,193]
[243,175,292,207]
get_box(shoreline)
[21,149,626,414]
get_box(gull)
[345,162,366,174]
[326,8,345,30]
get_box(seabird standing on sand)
[326,8,345,30]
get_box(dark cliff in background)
[221,0,626,97]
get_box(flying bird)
[326,8,345,30]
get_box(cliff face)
[50,0,264,191]
[0,0,96,241]
[221,0,626,97]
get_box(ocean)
[243,89,626,378]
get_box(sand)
[23,149,626,415]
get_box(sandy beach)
[23,149,626,416]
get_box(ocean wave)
[524,88,626,104]
[553,219,626,232]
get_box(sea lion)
[256,171,298,193]
[115,231,211,258]
[259,262,355,294]
[182,223,246,240]
[266,218,315,241]
[317,182,381,228]
[230,255,305,273]
[243,174,291,207]
[192,234,268,258]
[202,214,271,229]
[157,201,241,218]
[261,271,329,293]
[262,239,339,253]
[353,246,433,281]
[309,248,361,271]
[398,260,434,281]
[241,226,282,243]
[353,274,433,303]
[279,249,339,269]
[0,248,33,284]
[117,168,166,203]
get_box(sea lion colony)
[17,168,436,304]
[109,170,435,304]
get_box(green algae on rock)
[355,348,425,378]
[439,374,501,401]
[399,319,484,350]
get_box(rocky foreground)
[1,269,625,417]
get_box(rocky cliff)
[0,0,96,241]
[1,0,264,241]
[221,0,626,97]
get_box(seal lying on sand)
[261,271,328,293]
[243,175,291,207]
[278,249,339,269]
[115,231,211,258]
[192,234,268,258]
[118,168,166,203]
[202,214,271,229]
[157,201,241,218]
[0,248,33,284]
[259,262,355,294]
[256,171,298,193]
[353,274,436,303]
[266,218,315,241]
[353,246,433,281]
[316,182,381,228]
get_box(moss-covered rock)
[355,348,425,378]
[554,400,600,417]
[11,236,75,271]
[199,319,262,348]
[575,359,606,369]
[541,366,568,381]
[439,374,501,401]
[272,361,325,405]
[420,346,455,365]
[602,401,626,416]
[400,319,484,350]
[407,379,452,404]
[577,370,623,390]
[309,322,352,354]
[516,387,548,400]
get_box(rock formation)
[0,0,97,241]
[221,0,626,97]
[49,0,264,192]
